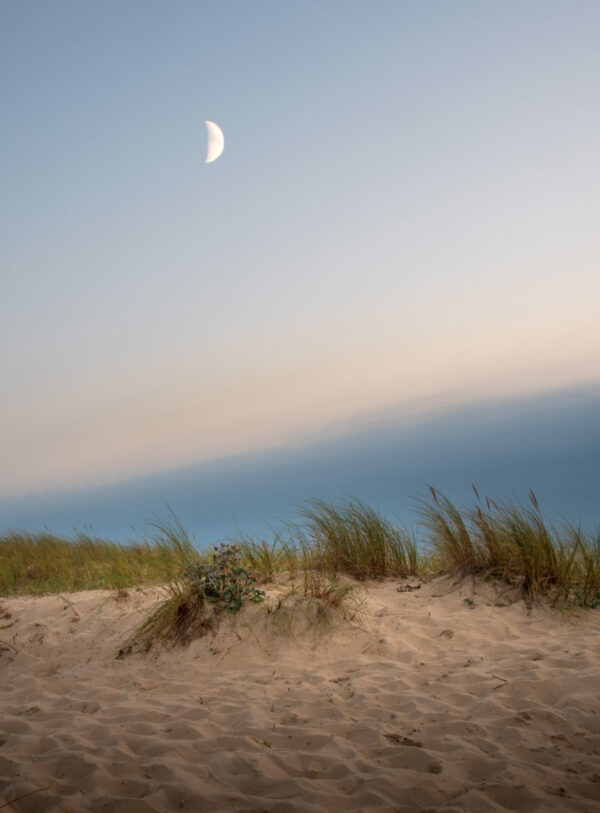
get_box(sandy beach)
[1,578,599,812]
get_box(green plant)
[124,540,265,654]
[573,589,600,609]
[0,529,185,596]
[237,535,282,582]
[300,497,418,580]
[184,543,265,612]
[417,486,600,606]
[416,487,478,573]
[568,527,600,607]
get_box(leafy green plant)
[124,540,265,654]
[184,543,265,612]
[573,590,600,609]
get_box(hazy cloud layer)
[2,384,598,545]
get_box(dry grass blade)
[0,785,54,809]
[416,489,477,572]
[268,577,363,644]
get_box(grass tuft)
[237,535,283,582]
[299,497,418,580]
[418,487,600,604]
[3,491,598,618]
[266,577,362,643]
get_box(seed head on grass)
[417,487,598,605]
[415,487,480,573]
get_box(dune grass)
[0,510,201,597]
[235,534,284,582]
[418,486,600,605]
[266,580,363,643]
[237,497,419,584]
[299,497,418,579]
[125,499,407,651]
[3,491,598,616]
[0,530,188,596]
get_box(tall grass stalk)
[237,536,283,582]
[568,525,600,607]
[299,497,418,580]
[419,487,599,604]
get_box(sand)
[1,577,599,812]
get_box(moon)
[205,121,225,163]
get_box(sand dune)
[1,578,599,812]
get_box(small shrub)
[184,543,265,612]
[125,541,264,654]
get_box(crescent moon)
[205,120,225,163]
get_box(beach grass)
[2,491,599,613]
[418,486,600,605]
[236,535,284,582]
[266,579,363,643]
[0,527,190,596]
[237,498,419,583]
[299,497,418,580]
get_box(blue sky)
[1,1,599,538]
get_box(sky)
[1,1,599,541]
[2,383,600,544]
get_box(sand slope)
[1,578,599,812]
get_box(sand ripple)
[1,580,599,811]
